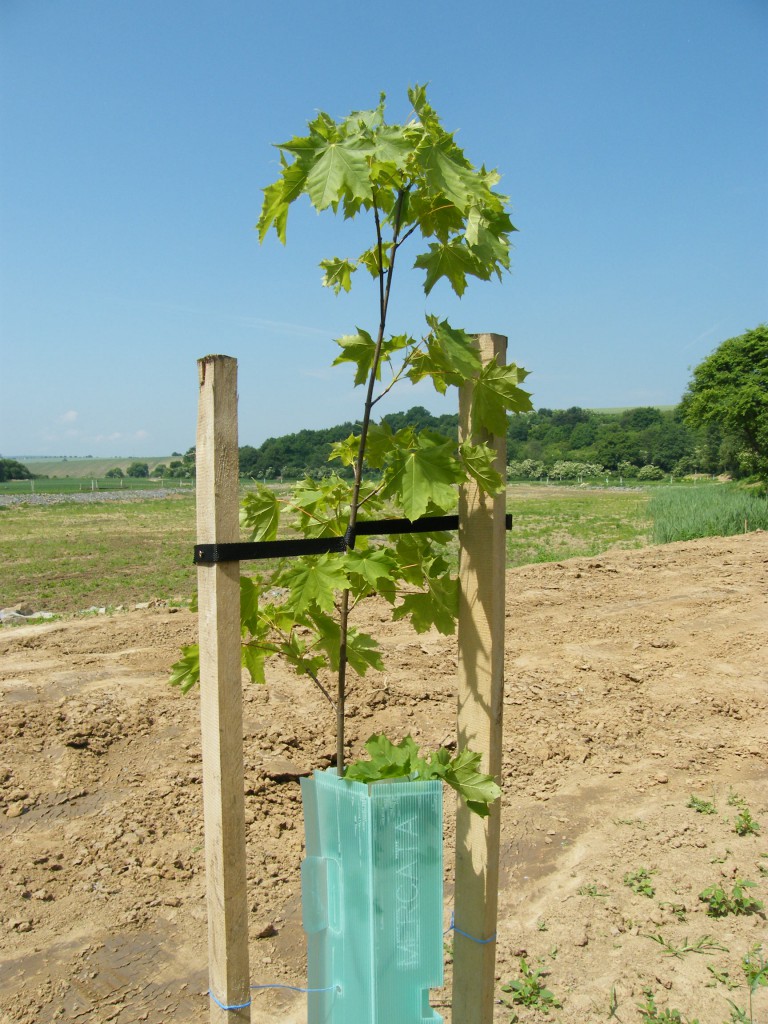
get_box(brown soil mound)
[1,533,766,1023]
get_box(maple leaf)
[305,137,373,211]
[382,431,461,520]
[344,547,398,589]
[332,328,377,386]
[393,573,458,635]
[239,575,262,635]
[309,611,383,676]
[459,440,505,494]
[320,257,356,294]
[241,643,266,686]
[431,749,501,817]
[169,645,200,694]
[471,359,533,435]
[282,554,349,614]
[414,239,487,296]
[240,485,280,540]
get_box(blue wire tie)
[209,982,339,1010]
[208,989,251,1011]
[446,911,497,945]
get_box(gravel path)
[0,487,193,507]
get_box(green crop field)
[11,456,179,478]
[1,481,763,617]
[0,496,197,613]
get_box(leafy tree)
[105,467,124,479]
[0,458,34,482]
[173,88,531,807]
[637,464,665,481]
[126,461,149,478]
[681,325,768,479]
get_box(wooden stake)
[196,355,251,1023]
[453,333,507,1024]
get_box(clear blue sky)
[1,0,766,457]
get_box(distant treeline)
[237,404,741,481]
[0,458,35,482]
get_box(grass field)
[1,481,764,616]
[10,456,179,478]
[0,496,197,613]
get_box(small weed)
[500,957,562,1013]
[687,794,716,815]
[705,963,740,990]
[658,901,687,922]
[724,1006,749,1023]
[578,882,609,898]
[711,849,733,864]
[608,984,620,1020]
[624,868,656,898]
[536,918,548,931]
[734,808,761,837]
[728,789,749,811]
[644,932,728,958]
[698,879,764,918]
[636,989,700,1023]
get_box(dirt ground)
[0,532,766,1024]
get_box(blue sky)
[1,0,766,457]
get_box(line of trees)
[237,326,767,484]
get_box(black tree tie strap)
[194,514,512,565]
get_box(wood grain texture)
[452,334,507,1024]
[196,356,251,1023]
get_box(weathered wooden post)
[196,355,251,1023]
[453,333,507,1024]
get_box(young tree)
[681,325,768,479]
[173,88,532,806]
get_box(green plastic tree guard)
[300,768,444,1024]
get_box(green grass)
[649,484,768,543]
[1,480,764,617]
[8,456,178,479]
[506,484,651,567]
[0,477,193,495]
[0,496,197,613]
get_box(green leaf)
[345,547,398,589]
[471,359,533,435]
[332,328,377,386]
[408,317,481,391]
[320,257,356,294]
[345,733,425,782]
[169,645,200,694]
[305,136,373,211]
[256,161,307,243]
[327,433,359,467]
[280,631,326,681]
[414,239,486,296]
[239,575,261,634]
[282,553,349,613]
[415,132,483,214]
[309,610,384,676]
[440,749,501,817]
[240,485,280,540]
[383,430,461,520]
[459,440,504,494]
[393,573,458,634]
[241,643,266,685]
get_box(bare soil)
[1,533,766,1024]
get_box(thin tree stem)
[336,188,408,774]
